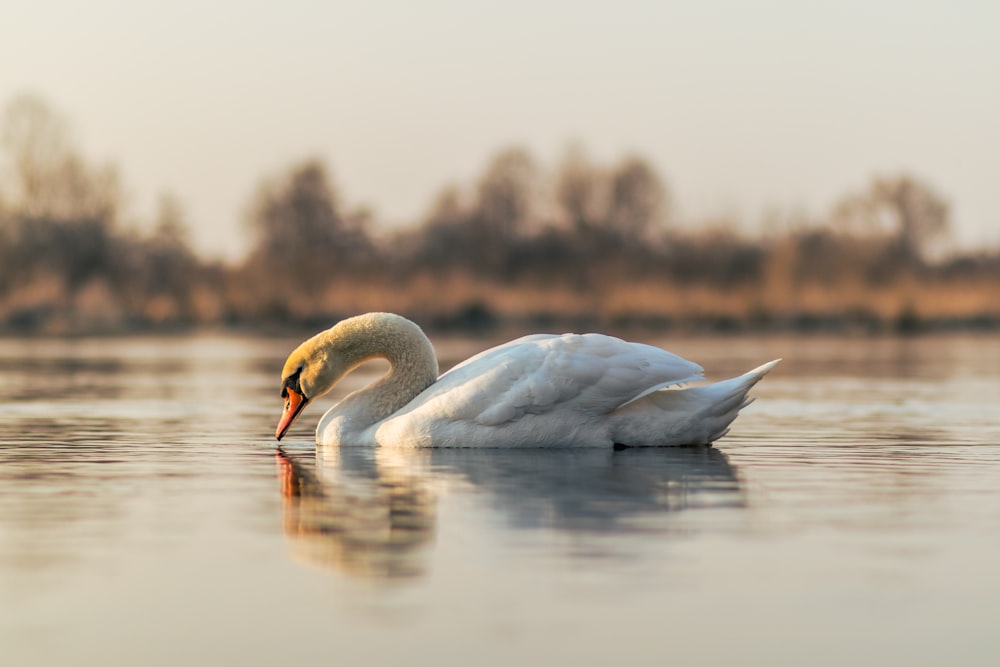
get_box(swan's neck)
[321,313,439,431]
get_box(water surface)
[1,333,999,666]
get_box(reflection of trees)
[0,411,134,574]
[275,445,743,582]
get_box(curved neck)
[322,313,439,429]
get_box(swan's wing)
[438,334,559,379]
[405,333,703,427]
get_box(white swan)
[275,312,779,448]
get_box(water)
[1,332,999,666]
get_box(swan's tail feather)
[610,359,780,447]
[699,358,780,442]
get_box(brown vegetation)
[2,95,999,335]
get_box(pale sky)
[2,0,998,259]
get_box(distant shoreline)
[3,305,998,339]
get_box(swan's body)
[275,312,779,448]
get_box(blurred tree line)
[2,95,998,335]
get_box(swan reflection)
[276,445,743,581]
[276,447,435,580]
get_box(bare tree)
[1,94,120,223]
[832,174,949,261]
[554,149,669,242]
[554,144,603,232]
[243,158,375,313]
[411,147,541,279]
[474,147,539,240]
[606,155,669,241]
[0,94,123,303]
[112,193,200,322]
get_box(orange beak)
[275,387,308,440]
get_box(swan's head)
[275,334,348,440]
[274,313,438,441]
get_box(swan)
[275,312,779,448]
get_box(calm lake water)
[1,331,999,666]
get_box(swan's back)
[372,333,707,448]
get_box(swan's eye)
[281,365,304,398]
